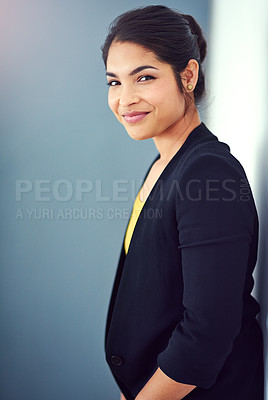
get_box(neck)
[153,107,201,164]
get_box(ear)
[180,59,199,92]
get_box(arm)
[135,367,196,400]
[138,154,256,396]
[120,393,126,400]
[156,155,255,389]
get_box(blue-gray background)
[0,1,220,399]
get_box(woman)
[101,5,264,400]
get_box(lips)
[122,111,150,123]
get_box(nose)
[119,85,140,107]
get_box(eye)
[138,75,156,82]
[107,80,120,87]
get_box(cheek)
[148,80,183,109]
[108,94,123,123]
[155,91,186,127]
[164,88,185,116]
[108,93,116,113]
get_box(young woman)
[101,5,264,400]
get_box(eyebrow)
[106,65,158,78]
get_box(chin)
[124,127,153,141]
[127,131,152,141]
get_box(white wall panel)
[208,1,268,397]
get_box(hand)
[135,367,196,400]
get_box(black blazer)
[104,123,264,400]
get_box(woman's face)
[106,41,187,141]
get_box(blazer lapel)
[105,154,160,347]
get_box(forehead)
[107,41,162,69]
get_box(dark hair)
[101,5,207,105]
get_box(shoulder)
[171,124,257,216]
[175,124,248,183]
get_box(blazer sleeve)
[157,153,257,389]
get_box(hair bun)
[183,14,207,63]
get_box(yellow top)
[124,188,146,254]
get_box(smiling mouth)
[122,112,150,123]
